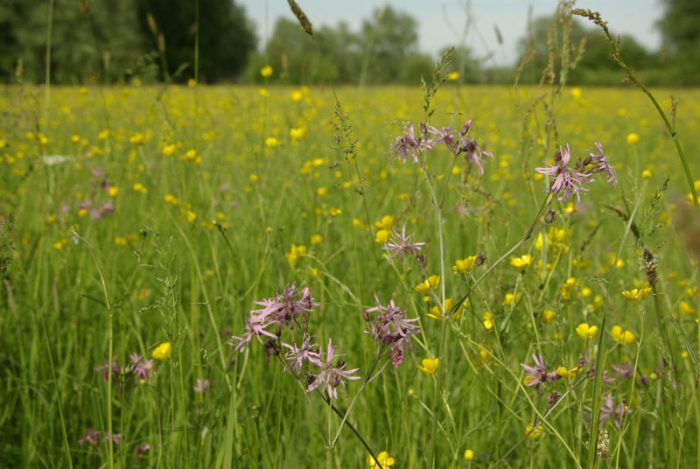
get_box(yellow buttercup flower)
[503,292,522,306]
[133,182,147,193]
[426,298,464,321]
[611,325,636,345]
[482,311,494,330]
[417,357,439,375]
[679,301,695,315]
[286,244,307,265]
[626,132,640,145]
[289,127,306,141]
[162,143,176,156]
[129,133,146,145]
[374,215,395,230]
[375,229,390,244]
[291,90,303,102]
[415,275,440,293]
[525,423,543,440]
[446,71,460,81]
[542,309,557,324]
[622,287,652,302]
[576,322,599,339]
[510,254,533,270]
[152,341,172,361]
[464,449,475,460]
[260,65,273,78]
[368,451,395,468]
[453,255,477,274]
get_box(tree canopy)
[0,1,699,86]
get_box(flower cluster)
[390,120,493,174]
[231,283,316,352]
[305,339,360,400]
[382,224,426,262]
[520,354,561,387]
[78,428,122,446]
[363,298,421,366]
[535,143,616,203]
[233,284,360,400]
[96,354,155,384]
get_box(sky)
[238,0,663,66]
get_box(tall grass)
[0,2,699,468]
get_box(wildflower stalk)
[450,193,552,317]
[43,0,54,125]
[573,8,699,209]
[495,374,588,465]
[40,315,73,469]
[75,233,115,469]
[479,343,582,467]
[587,182,646,469]
[331,353,384,446]
[418,165,449,466]
[173,216,232,390]
[272,353,382,467]
[324,395,382,468]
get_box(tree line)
[0,0,697,86]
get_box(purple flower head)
[389,119,493,175]
[536,144,593,203]
[96,359,121,382]
[391,122,434,163]
[135,443,151,455]
[600,393,628,429]
[194,378,210,393]
[460,119,473,136]
[129,354,155,382]
[382,225,426,262]
[611,362,634,379]
[588,142,617,185]
[548,391,561,406]
[426,124,458,153]
[458,137,493,175]
[305,339,360,400]
[520,354,559,387]
[78,428,100,446]
[585,368,616,384]
[363,298,420,366]
[283,333,322,374]
[104,432,121,444]
[231,283,318,352]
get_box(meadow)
[1,80,699,468]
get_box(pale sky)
[238,0,663,66]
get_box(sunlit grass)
[0,83,699,467]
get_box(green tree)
[516,15,654,85]
[398,53,433,85]
[256,19,362,85]
[359,5,419,84]
[657,0,700,85]
[136,0,256,82]
[3,0,145,84]
[0,1,23,80]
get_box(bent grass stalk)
[450,193,552,318]
[573,8,699,209]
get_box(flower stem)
[450,193,551,316]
